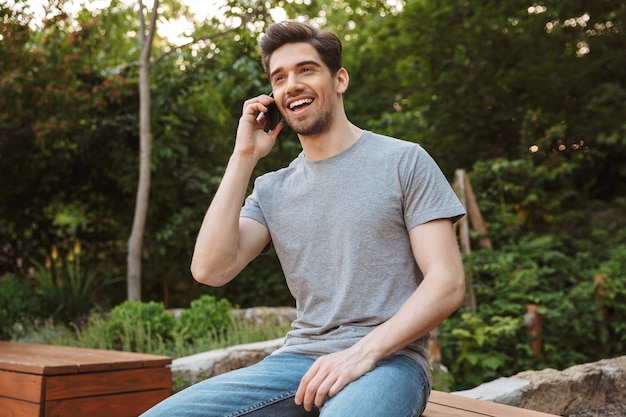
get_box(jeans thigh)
[320,355,430,417]
[140,353,317,417]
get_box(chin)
[293,120,331,137]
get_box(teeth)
[289,98,313,109]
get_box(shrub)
[31,241,120,323]
[0,274,42,340]
[175,295,232,341]
[440,312,525,390]
[439,233,609,390]
[598,244,626,356]
[106,300,175,352]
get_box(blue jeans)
[141,353,430,417]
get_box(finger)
[294,367,314,406]
[327,376,348,399]
[242,95,271,119]
[304,375,325,411]
[296,366,325,411]
[314,377,337,409]
[255,108,268,124]
[268,121,283,135]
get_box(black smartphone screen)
[265,92,280,131]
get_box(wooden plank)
[46,367,172,400]
[424,402,488,416]
[0,342,171,375]
[428,391,559,417]
[45,388,171,417]
[462,171,492,250]
[0,369,44,403]
[0,396,41,417]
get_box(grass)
[11,311,292,360]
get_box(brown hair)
[259,21,343,79]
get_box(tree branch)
[150,12,255,69]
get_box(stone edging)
[171,338,284,384]
[453,356,626,415]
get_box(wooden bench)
[424,390,559,416]
[0,342,171,417]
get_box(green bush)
[175,295,232,341]
[439,234,610,390]
[106,300,176,352]
[598,244,626,356]
[440,312,525,390]
[433,157,626,391]
[31,241,120,323]
[0,274,42,340]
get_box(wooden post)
[462,171,492,250]
[525,304,542,356]
[594,274,608,320]
[594,274,608,352]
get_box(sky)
[23,0,243,44]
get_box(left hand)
[294,346,377,411]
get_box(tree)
[127,0,158,301]
[127,0,270,301]
[344,0,626,187]
[0,0,138,276]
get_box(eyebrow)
[269,60,323,79]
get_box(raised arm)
[190,94,283,286]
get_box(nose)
[284,73,302,96]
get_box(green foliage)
[597,244,626,355]
[11,305,291,364]
[441,313,524,389]
[105,297,238,354]
[31,241,120,323]
[0,274,42,340]
[439,227,620,390]
[175,295,232,341]
[0,0,139,287]
[106,300,176,351]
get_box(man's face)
[268,42,340,136]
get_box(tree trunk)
[127,0,158,301]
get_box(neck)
[298,115,363,161]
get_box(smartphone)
[264,92,281,131]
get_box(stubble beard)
[291,104,334,137]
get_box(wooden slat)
[0,396,41,417]
[46,367,172,400]
[428,391,559,417]
[45,388,171,417]
[424,402,488,417]
[0,342,171,375]
[0,369,44,403]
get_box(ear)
[335,67,349,94]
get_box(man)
[142,20,466,417]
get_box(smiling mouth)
[289,98,313,111]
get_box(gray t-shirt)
[241,131,465,382]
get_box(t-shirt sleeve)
[240,180,268,227]
[402,145,466,230]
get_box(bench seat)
[0,341,171,417]
[424,390,559,416]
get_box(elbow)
[190,262,232,287]
[436,267,465,312]
[451,272,466,309]
[454,274,465,308]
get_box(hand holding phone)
[264,92,281,131]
